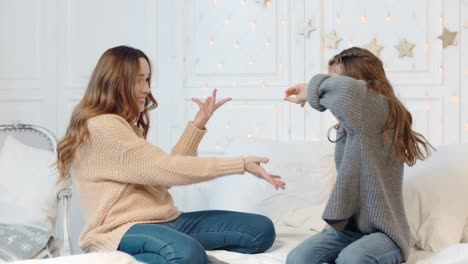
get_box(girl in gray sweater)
[284,47,433,264]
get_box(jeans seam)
[122,234,177,263]
[189,230,260,251]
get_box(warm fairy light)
[260,82,266,89]
[213,0,218,6]
[384,65,392,72]
[249,58,256,66]
[247,133,253,138]
[265,41,271,47]
[439,16,443,23]
[451,93,460,104]
[240,0,246,6]
[464,68,468,76]
[234,40,240,48]
[453,40,457,45]
[208,39,215,46]
[281,20,288,26]
[360,16,368,24]
[265,0,271,7]
[439,66,443,74]
[385,15,392,23]
[424,43,430,53]
[226,122,231,129]
[202,83,209,91]
[217,63,224,72]
[336,16,343,24]
[348,41,354,48]
[224,18,231,25]
[215,144,222,151]
[464,123,468,132]
[250,20,257,31]
[278,63,283,73]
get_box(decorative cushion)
[403,144,468,251]
[0,135,58,233]
[0,225,51,262]
[208,140,336,232]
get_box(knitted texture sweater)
[73,114,245,252]
[307,74,411,260]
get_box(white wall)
[1,0,467,254]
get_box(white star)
[365,38,384,58]
[395,38,415,58]
[323,31,342,49]
[299,19,316,39]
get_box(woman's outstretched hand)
[244,156,286,190]
[192,89,232,129]
[284,83,308,107]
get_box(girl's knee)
[177,245,207,264]
[252,215,276,253]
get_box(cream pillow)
[209,140,336,232]
[0,135,58,233]
[403,144,468,251]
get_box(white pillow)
[403,144,468,252]
[0,135,58,233]
[208,140,336,232]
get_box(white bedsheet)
[207,225,435,264]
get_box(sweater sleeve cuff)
[307,74,331,112]
[215,157,245,176]
[179,121,207,152]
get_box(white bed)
[206,225,435,264]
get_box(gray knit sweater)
[307,74,410,260]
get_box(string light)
[451,92,460,104]
[385,14,392,23]
[281,20,288,26]
[234,40,240,48]
[250,20,257,31]
[208,39,216,47]
[439,66,443,75]
[464,123,468,132]
[439,16,443,23]
[265,41,271,47]
[249,57,256,66]
[202,83,209,91]
[348,41,354,48]
[464,68,468,76]
[336,16,343,24]
[213,0,218,6]
[215,144,222,151]
[224,17,231,25]
[278,63,283,73]
[360,15,368,24]
[217,62,224,72]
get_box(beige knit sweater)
[73,114,245,252]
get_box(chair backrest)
[0,123,56,153]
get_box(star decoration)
[299,19,316,39]
[323,31,342,49]
[365,38,384,58]
[395,38,415,58]
[437,27,458,48]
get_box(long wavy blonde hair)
[328,47,433,166]
[57,46,158,181]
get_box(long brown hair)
[328,47,433,166]
[57,46,158,181]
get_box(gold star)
[323,31,342,49]
[365,38,384,58]
[437,27,458,48]
[299,19,316,39]
[395,38,415,58]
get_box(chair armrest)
[57,188,72,256]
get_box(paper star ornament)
[323,31,342,49]
[437,27,458,48]
[366,38,384,58]
[395,38,415,58]
[299,19,316,39]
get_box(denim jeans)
[117,210,276,264]
[286,228,404,264]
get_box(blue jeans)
[118,210,275,264]
[286,228,404,264]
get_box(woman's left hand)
[192,89,232,129]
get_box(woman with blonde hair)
[284,47,433,264]
[57,45,285,264]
